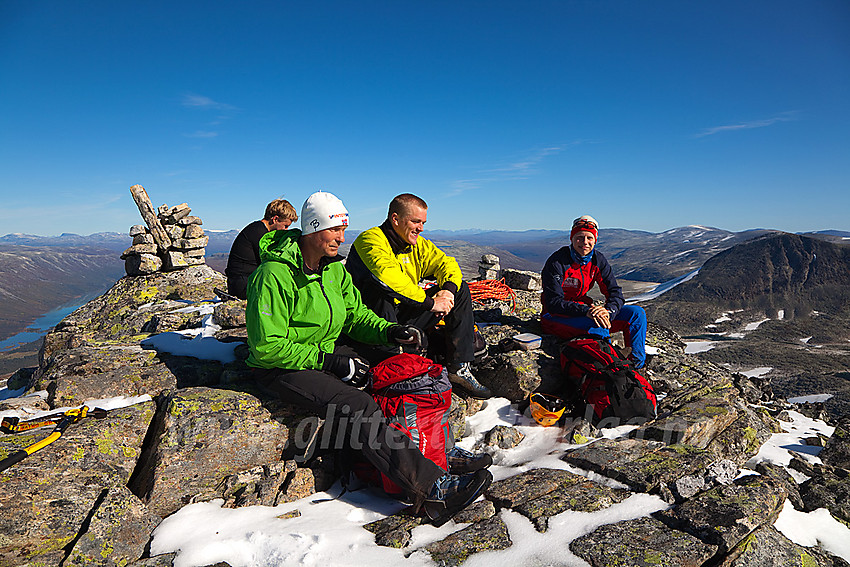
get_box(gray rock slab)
[36,346,180,407]
[42,265,225,343]
[563,439,715,493]
[363,508,423,548]
[423,515,511,566]
[130,185,172,251]
[214,301,247,329]
[570,515,718,567]
[65,484,160,567]
[172,236,209,250]
[130,387,294,517]
[704,402,775,465]
[717,524,840,567]
[126,253,163,276]
[799,471,850,525]
[657,475,787,554]
[133,232,155,245]
[637,385,741,448]
[820,416,850,470]
[476,424,524,450]
[514,478,631,532]
[183,224,205,239]
[0,402,155,565]
[486,468,585,509]
[177,215,203,226]
[502,269,542,292]
[163,250,189,271]
[164,223,185,241]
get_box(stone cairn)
[478,254,543,292]
[478,254,501,280]
[122,184,209,276]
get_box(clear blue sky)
[1,1,848,236]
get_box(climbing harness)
[0,406,107,472]
[468,278,517,312]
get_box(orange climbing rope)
[468,278,517,312]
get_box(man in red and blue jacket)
[540,215,647,368]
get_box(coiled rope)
[468,278,517,312]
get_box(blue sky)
[1,1,848,236]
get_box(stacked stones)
[123,184,209,276]
[478,254,501,280]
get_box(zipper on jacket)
[317,274,334,332]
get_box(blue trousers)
[541,304,647,368]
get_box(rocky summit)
[1,264,849,566]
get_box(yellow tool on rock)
[0,406,107,472]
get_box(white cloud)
[181,94,236,111]
[696,111,799,138]
[448,144,573,196]
[184,130,219,139]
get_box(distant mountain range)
[1,227,848,347]
[639,232,850,417]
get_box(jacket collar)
[379,219,412,254]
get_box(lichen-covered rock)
[755,462,805,510]
[486,468,583,508]
[514,477,630,532]
[717,524,840,567]
[704,402,776,465]
[35,346,178,407]
[453,499,496,524]
[43,265,225,344]
[637,381,741,448]
[819,416,850,470]
[363,509,423,549]
[799,472,850,525]
[477,425,524,450]
[501,269,542,292]
[570,515,718,567]
[423,515,511,566]
[64,484,160,567]
[0,401,155,565]
[130,387,294,517]
[657,475,788,554]
[213,300,247,329]
[562,438,715,493]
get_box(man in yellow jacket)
[346,193,491,398]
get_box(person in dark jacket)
[246,191,492,526]
[225,199,298,299]
[541,215,647,368]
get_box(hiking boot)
[422,470,493,527]
[448,362,492,399]
[446,445,493,474]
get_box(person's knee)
[337,387,380,416]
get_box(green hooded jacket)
[246,229,393,370]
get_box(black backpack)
[559,336,657,425]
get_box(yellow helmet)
[528,392,566,427]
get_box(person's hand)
[388,325,423,349]
[431,290,455,316]
[588,305,611,329]
[322,353,370,388]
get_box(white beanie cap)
[301,191,349,235]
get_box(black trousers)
[356,281,476,368]
[253,346,444,498]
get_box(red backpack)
[559,336,657,425]
[358,353,452,495]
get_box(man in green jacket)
[246,191,491,525]
[346,193,491,398]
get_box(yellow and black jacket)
[347,220,462,310]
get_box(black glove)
[388,324,423,349]
[321,353,370,388]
